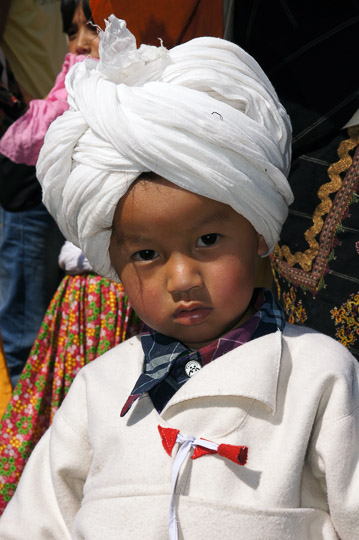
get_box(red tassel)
[158,425,180,456]
[217,444,248,466]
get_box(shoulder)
[63,335,143,399]
[82,334,143,365]
[279,324,359,423]
[54,335,143,428]
[282,323,358,379]
[79,334,143,380]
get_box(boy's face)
[110,176,267,349]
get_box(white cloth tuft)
[37,16,293,281]
[58,241,93,275]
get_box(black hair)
[61,0,93,34]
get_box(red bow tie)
[158,425,248,466]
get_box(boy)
[0,16,358,540]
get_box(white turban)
[37,16,293,282]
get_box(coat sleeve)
[0,372,93,539]
[307,351,359,540]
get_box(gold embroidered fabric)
[271,125,359,290]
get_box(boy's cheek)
[122,276,160,311]
[133,287,169,330]
[136,285,163,312]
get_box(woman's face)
[66,3,100,58]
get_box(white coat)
[0,324,358,539]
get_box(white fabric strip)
[58,240,93,274]
[169,432,218,540]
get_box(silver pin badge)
[185,360,202,377]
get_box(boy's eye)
[132,249,158,261]
[196,233,219,247]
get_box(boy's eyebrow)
[112,229,152,244]
[193,209,231,228]
[112,209,231,244]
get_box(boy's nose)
[166,254,203,295]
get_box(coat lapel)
[162,331,282,413]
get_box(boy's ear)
[257,234,268,256]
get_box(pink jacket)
[0,53,87,166]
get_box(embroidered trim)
[282,287,308,324]
[330,291,359,348]
[271,126,359,292]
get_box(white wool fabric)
[37,16,293,281]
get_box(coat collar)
[160,330,282,416]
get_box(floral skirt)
[0,273,141,513]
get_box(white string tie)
[169,432,218,540]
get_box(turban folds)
[37,16,293,282]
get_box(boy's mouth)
[173,304,212,326]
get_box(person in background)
[0,0,67,105]
[0,0,68,388]
[0,1,28,405]
[230,1,359,359]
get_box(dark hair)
[61,0,93,34]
